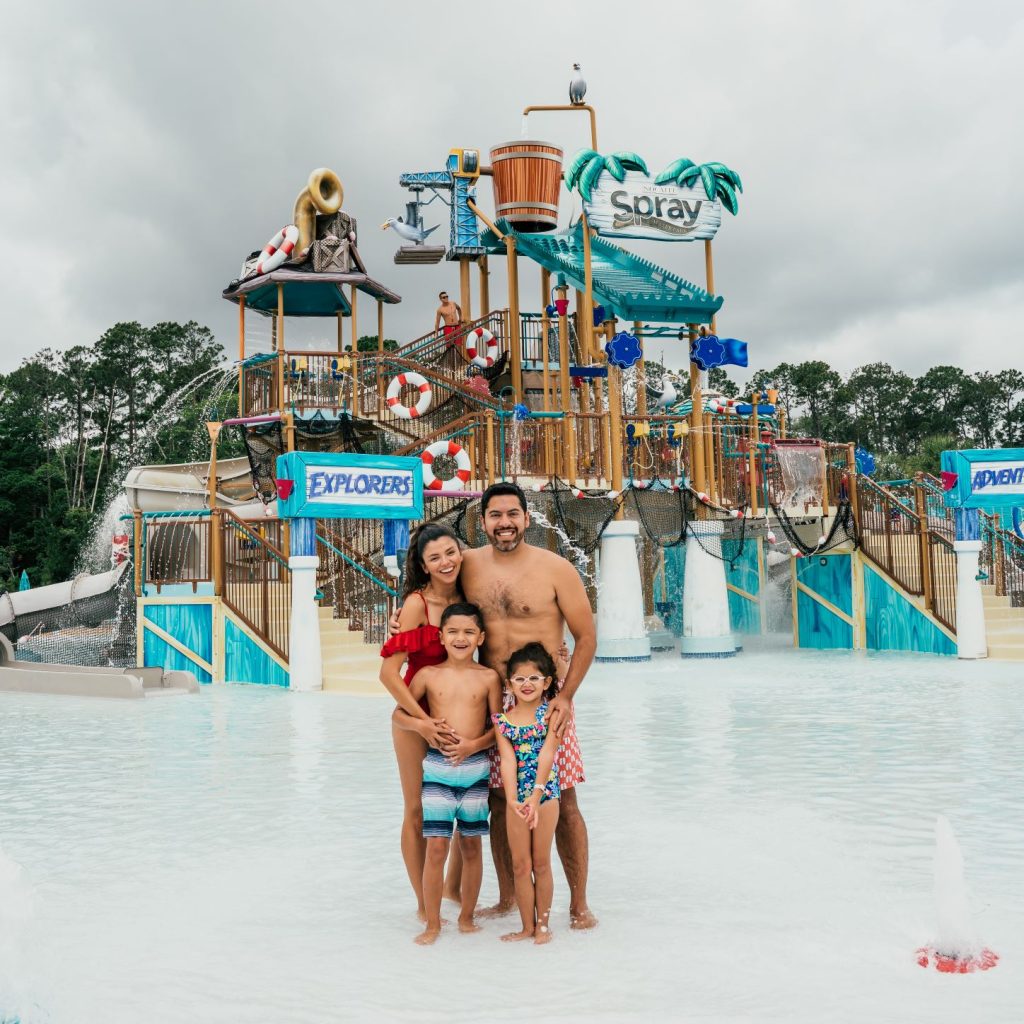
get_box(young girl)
[492,642,561,945]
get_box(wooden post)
[350,285,358,351]
[285,410,296,453]
[540,267,553,477]
[688,325,707,511]
[779,406,787,439]
[237,296,246,417]
[605,320,624,514]
[460,258,472,323]
[704,240,717,333]
[485,410,496,486]
[276,283,286,414]
[582,211,596,368]
[847,443,860,529]
[479,256,490,318]
[206,421,222,510]
[133,509,143,597]
[377,299,385,408]
[555,282,576,482]
[748,391,759,516]
[210,508,224,597]
[914,472,934,612]
[506,238,523,399]
[634,320,647,417]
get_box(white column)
[288,554,323,690]
[953,540,987,660]
[681,519,737,658]
[595,519,651,662]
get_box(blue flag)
[690,334,749,371]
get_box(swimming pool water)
[1,637,1022,1023]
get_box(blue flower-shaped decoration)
[854,446,876,476]
[513,403,531,421]
[605,331,642,369]
[690,334,748,371]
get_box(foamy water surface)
[1,637,1022,1023]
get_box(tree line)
[1,319,1019,589]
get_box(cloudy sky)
[2,0,1022,379]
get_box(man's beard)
[487,527,523,551]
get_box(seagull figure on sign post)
[569,63,587,105]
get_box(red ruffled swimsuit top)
[379,592,445,710]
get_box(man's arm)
[434,307,442,331]
[552,558,596,704]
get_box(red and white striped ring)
[421,439,472,492]
[385,371,432,420]
[255,225,299,276]
[466,327,499,368]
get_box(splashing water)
[527,505,598,590]
[932,815,980,957]
[520,115,529,139]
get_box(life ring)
[466,327,499,368]
[255,225,299,275]
[385,372,432,419]
[421,440,472,492]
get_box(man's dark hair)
[439,290,448,299]
[440,602,484,631]
[480,481,528,517]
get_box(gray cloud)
[2,0,1022,383]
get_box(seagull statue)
[569,63,587,105]
[647,375,677,410]
[380,217,439,245]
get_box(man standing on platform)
[434,291,462,345]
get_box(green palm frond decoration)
[654,157,744,215]
[565,149,650,200]
[567,149,743,214]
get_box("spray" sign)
[583,170,722,242]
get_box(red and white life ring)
[421,439,472,492]
[466,327,498,368]
[386,371,432,419]
[255,225,299,275]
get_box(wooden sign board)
[583,170,722,242]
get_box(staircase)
[981,585,1024,660]
[319,606,385,693]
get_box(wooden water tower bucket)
[489,141,564,232]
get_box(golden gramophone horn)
[294,167,344,254]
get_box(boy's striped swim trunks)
[421,748,490,839]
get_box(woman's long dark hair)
[506,642,559,701]
[401,523,464,599]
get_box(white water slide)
[123,456,278,519]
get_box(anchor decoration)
[689,333,748,372]
[605,331,642,369]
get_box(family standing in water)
[379,481,598,944]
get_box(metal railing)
[928,532,957,632]
[316,527,397,647]
[855,475,923,595]
[220,511,291,660]
[980,511,1024,608]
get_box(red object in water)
[915,946,999,973]
[940,471,958,491]
[275,478,295,501]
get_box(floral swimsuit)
[492,700,560,804]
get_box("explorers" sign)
[583,170,722,242]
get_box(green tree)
[355,334,399,353]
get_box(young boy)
[408,602,501,945]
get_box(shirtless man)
[392,481,599,928]
[434,291,462,342]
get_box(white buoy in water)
[595,520,651,662]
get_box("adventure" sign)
[583,170,722,242]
